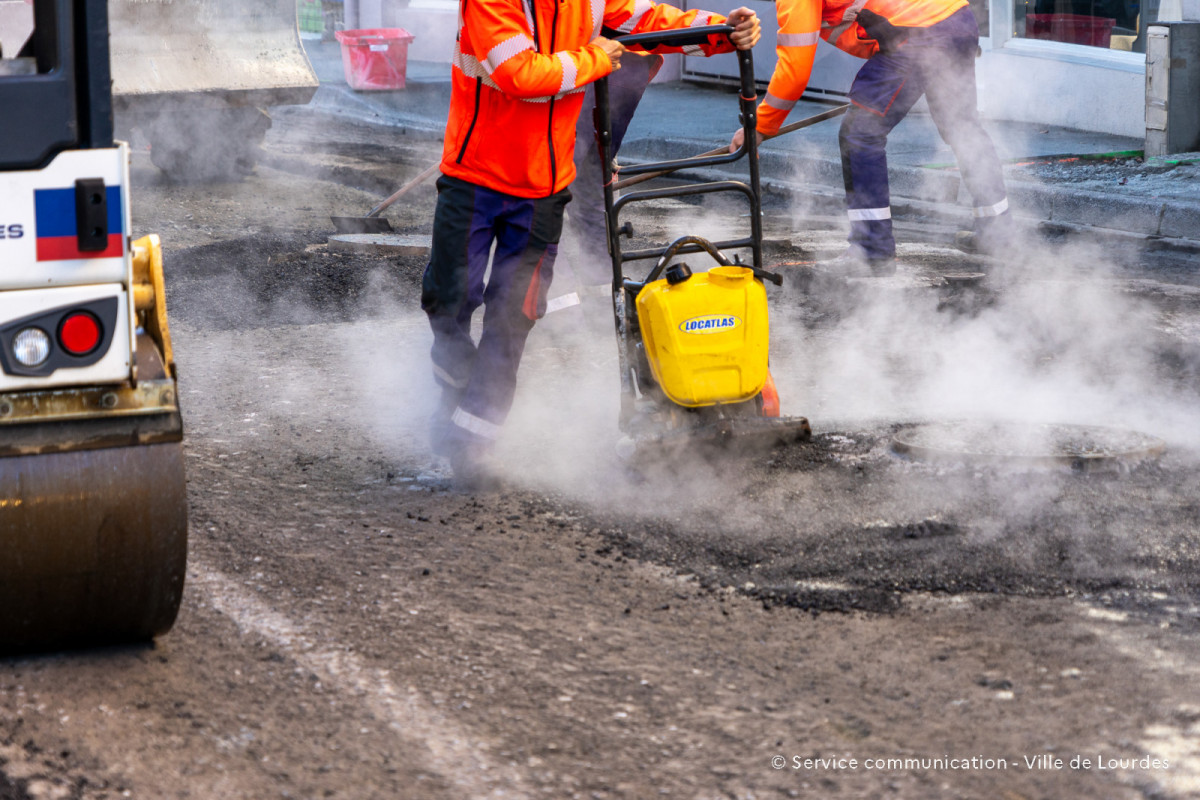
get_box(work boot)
[956,213,1016,258]
[954,229,1017,260]
[954,230,995,256]
[819,246,897,278]
[447,443,505,492]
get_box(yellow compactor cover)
[636,266,769,407]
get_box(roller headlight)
[12,327,51,367]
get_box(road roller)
[0,0,187,651]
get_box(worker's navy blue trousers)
[840,7,1009,259]
[421,175,570,453]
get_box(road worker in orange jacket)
[731,0,1012,276]
[423,0,761,487]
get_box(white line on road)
[189,563,530,799]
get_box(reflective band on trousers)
[777,31,820,47]
[452,407,502,440]
[579,282,610,299]
[544,282,607,315]
[973,197,1010,217]
[847,207,891,221]
[544,292,581,314]
[433,363,468,389]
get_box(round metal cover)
[327,233,432,256]
[892,421,1166,470]
[940,272,986,286]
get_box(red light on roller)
[59,312,102,356]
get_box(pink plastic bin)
[334,28,416,91]
[1025,14,1115,47]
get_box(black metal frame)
[594,26,764,422]
[597,25,763,277]
[0,0,114,171]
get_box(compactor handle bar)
[607,25,756,186]
[613,24,733,51]
[597,24,763,275]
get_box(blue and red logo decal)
[34,186,123,261]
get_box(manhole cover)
[940,272,986,286]
[892,421,1166,470]
[327,233,431,256]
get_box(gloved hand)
[854,8,912,52]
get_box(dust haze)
[147,84,1200,603]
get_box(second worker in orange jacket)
[732,0,1013,276]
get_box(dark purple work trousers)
[839,7,1009,259]
[421,174,571,454]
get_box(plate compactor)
[597,26,812,456]
[0,0,187,651]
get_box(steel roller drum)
[0,440,187,651]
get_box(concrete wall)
[976,43,1147,138]
[383,0,456,62]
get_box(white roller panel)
[0,146,130,291]
[0,284,132,391]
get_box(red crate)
[334,28,415,90]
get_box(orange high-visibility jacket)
[444,0,735,198]
[757,0,967,136]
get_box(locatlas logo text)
[679,314,740,334]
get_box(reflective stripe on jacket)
[444,0,734,198]
[757,0,967,136]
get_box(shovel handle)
[367,161,442,218]
[615,146,727,190]
[613,103,851,191]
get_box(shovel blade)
[331,216,394,234]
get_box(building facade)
[679,0,1174,136]
[347,0,1197,137]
